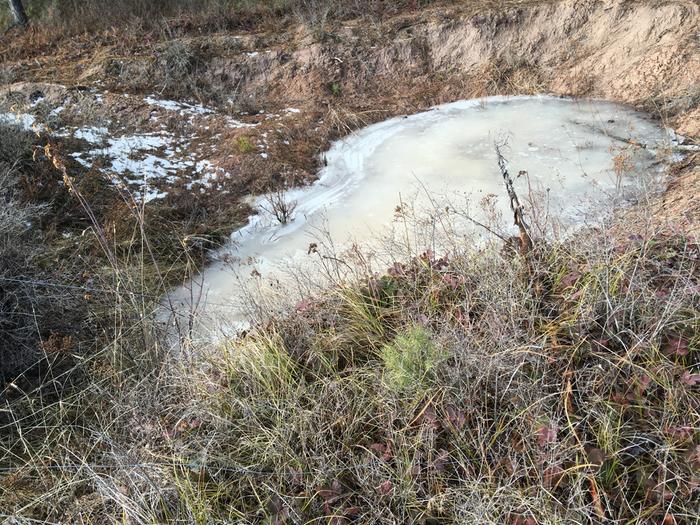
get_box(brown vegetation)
[0,0,698,523]
[1,218,698,523]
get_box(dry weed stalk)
[260,187,298,225]
[495,142,533,255]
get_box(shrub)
[236,135,255,153]
[260,188,298,224]
[157,40,201,95]
[0,226,698,523]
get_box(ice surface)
[165,96,673,341]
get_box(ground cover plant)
[1,212,697,522]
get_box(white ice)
[165,96,673,341]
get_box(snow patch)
[145,95,215,116]
[69,130,228,202]
[0,112,42,131]
[72,127,109,143]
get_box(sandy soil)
[0,0,698,232]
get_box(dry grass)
[0,0,456,37]
[0,1,697,521]
[1,203,697,522]
[0,124,46,379]
[1,109,697,523]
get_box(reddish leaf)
[663,337,689,357]
[317,479,343,503]
[442,273,460,290]
[269,496,290,525]
[685,445,700,468]
[445,404,466,430]
[370,443,386,454]
[611,392,629,405]
[317,487,336,500]
[655,289,669,299]
[543,465,564,489]
[290,468,303,487]
[344,506,361,517]
[421,405,440,430]
[666,426,693,442]
[585,447,606,467]
[431,449,450,473]
[680,371,700,387]
[560,271,581,288]
[510,435,525,453]
[536,423,557,446]
[163,418,202,439]
[592,338,611,350]
[387,262,405,276]
[637,374,653,392]
[377,480,393,495]
[370,442,393,461]
[569,289,584,302]
[295,299,311,312]
[434,255,449,270]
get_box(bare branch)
[494,141,533,254]
[259,188,298,225]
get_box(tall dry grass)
[1,170,697,522]
[1,0,454,36]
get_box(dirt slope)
[191,0,699,134]
[4,1,697,128]
[0,0,698,232]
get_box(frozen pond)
[165,96,671,341]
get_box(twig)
[495,142,533,255]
